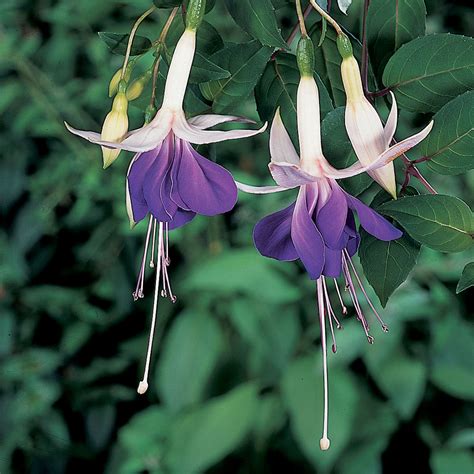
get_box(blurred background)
[0,0,473,473]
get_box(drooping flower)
[65,0,266,394]
[237,36,431,450]
[337,34,433,198]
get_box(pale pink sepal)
[383,92,398,147]
[380,120,434,164]
[173,112,267,145]
[269,162,316,187]
[235,181,291,194]
[269,108,300,165]
[188,114,254,129]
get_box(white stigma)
[320,437,331,451]
[137,381,148,395]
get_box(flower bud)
[336,33,353,59]
[186,0,206,31]
[108,66,133,97]
[126,69,152,101]
[101,92,129,168]
[297,36,315,78]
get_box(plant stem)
[122,6,157,80]
[308,0,342,35]
[361,0,370,95]
[296,0,308,37]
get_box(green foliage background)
[0,0,473,473]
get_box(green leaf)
[97,32,152,56]
[456,262,474,293]
[416,91,474,175]
[367,0,426,78]
[321,107,373,196]
[224,0,288,49]
[359,229,420,307]
[447,429,474,449]
[378,195,474,252]
[85,405,116,451]
[281,355,359,471]
[383,34,474,113]
[156,311,224,412]
[200,41,273,112]
[430,314,474,400]
[255,53,333,143]
[369,351,426,419]
[166,384,259,473]
[183,249,299,304]
[430,449,474,474]
[189,52,230,84]
[153,0,181,7]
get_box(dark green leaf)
[378,195,474,252]
[189,52,230,84]
[456,262,474,293]
[383,34,474,113]
[256,53,333,143]
[416,91,474,175]
[430,449,474,474]
[359,228,420,307]
[224,0,288,49]
[98,32,152,56]
[166,384,259,473]
[321,107,373,196]
[156,311,224,412]
[367,0,426,78]
[430,314,474,400]
[200,41,273,112]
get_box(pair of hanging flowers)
[66,0,433,450]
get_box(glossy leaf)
[379,195,474,252]
[166,384,259,473]
[359,229,420,307]
[321,107,373,196]
[200,41,273,112]
[97,32,152,56]
[224,0,288,49]
[431,450,474,474]
[456,262,474,293]
[256,53,333,143]
[367,0,426,77]
[416,91,474,175]
[383,34,474,113]
[189,52,230,84]
[156,311,224,412]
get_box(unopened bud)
[108,66,133,97]
[100,91,129,168]
[126,69,152,101]
[297,36,315,78]
[186,0,206,31]
[336,33,353,59]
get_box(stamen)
[165,222,170,265]
[316,279,331,451]
[333,279,348,315]
[137,223,164,394]
[321,278,337,353]
[133,216,154,300]
[149,218,157,268]
[343,250,389,333]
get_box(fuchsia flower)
[237,36,432,450]
[66,15,266,394]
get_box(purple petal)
[168,208,196,230]
[141,136,177,222]
[291,186,325,280]
[316,181,348,249]
[345,193,403,241]
[253,203,298,261]
[345,212,360,257]
[175,141,237,216]
[322,247,343,278]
